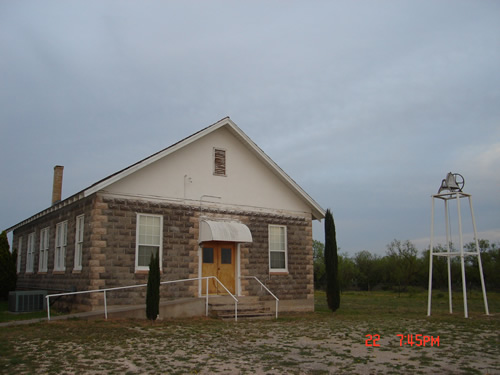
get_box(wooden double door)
[201,242,236,295]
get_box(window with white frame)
[269,225,287,272]
[55,221,68,271]
[26,232,35,273]
[74,215,84,270]
[136,214,163,271]
[17,237,22,273]
[39,227,49,272]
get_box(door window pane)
[221,248,232,264]
[203,248,214,264]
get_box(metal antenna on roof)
[427,172,489,318]
[184,175,192,203]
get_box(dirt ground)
[2,313,499,374]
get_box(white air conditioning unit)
[8,291,47,312]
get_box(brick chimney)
[52,165,64,205]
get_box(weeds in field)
[0,290,499,374]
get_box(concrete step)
[218,311,275,320]
[209,302,266,311]
[208,296,274,320]
[207,295,260,304]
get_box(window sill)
[72,269,82,274]
[38,271,48,274]
[269,271,289,276]
[53,270,66,274]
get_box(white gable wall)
[104,127,312,217]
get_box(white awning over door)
[199,220,253,244]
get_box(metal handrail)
[46,276,239,321]
[207,276,239,321]
[240,276,279,319]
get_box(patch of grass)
[277,359,299,367]
[0,300,50,323]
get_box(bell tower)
[427,172,489,318]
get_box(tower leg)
[469,196,489,315]
[427,196,435,317]
[445,199,453,314]
[457,193,468,318]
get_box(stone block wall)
[245,213,313,304]
[13,192,314,313]
[97,197,313,308]
[13,195,95,311]
[98,195,199,306]
[196,207,314,305]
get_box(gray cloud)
[1,0,499,254]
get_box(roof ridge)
[6,116,325,233]
[85,116,231,193]
[5,117,233,232]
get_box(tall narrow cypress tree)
[0,231,17,300]
[324,209,340,311]
[146,251,160,321]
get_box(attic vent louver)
[214,148,226,176]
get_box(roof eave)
[84,117,231,197]
[225,120,326,221]
[7,117,326,231]
[5,191,86,233]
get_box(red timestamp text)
[365,334,439,347]
[365,334,381,347]
[397,334,439,347]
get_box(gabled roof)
[7,117,325,232]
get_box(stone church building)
[8,117,325,316]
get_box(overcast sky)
[1,1,499,256]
